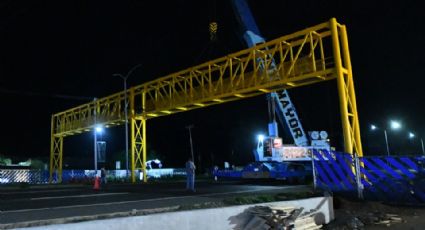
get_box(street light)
[257,134,265,142]
[408,131,425,155]
[113,64,142,178]
[371,121,402,156]
[390,120,401,130]
[95,126,103,134]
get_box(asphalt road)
[0,180,310,227]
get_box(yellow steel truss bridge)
[50,18,363,183]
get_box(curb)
[0,206,181,229]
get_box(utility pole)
[186,125,194,161]
[113,64,142,178]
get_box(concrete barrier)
[18,196,333,229]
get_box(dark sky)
[1,0,424,168]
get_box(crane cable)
[209,0,218,42]
[192,0,220,66]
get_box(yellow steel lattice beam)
[51,20,334,136]
[49,18,363,183]
[136,30,334,118]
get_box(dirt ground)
[324,197,425,230]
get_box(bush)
[30,159,45,169]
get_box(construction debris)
[369,212,403,226]
[240,205,323,230]
[324,210,405,229]
[347,217,364,229]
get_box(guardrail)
[0,168,186,184]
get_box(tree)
[0,154,12,165]
[30,159,45,170]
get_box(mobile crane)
[213,0,331,181]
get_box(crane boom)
[230,0,309,146]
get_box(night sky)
[1,0,424,169]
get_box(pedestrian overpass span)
[50,18,363,183]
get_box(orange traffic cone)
[93,176,100,190]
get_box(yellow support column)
[142,117,147,183]
[58,136,63,182]
[131,116,144,183]
[130,87,147,183]
[49,117,63,183]
[330,18,363,156]
[340,25,363,157]
[130,87,136,183]
[330,18,352,154]
[142,89,147,183]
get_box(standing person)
[100,167,107,186]
[185,157,196,192]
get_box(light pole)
[383,129,390,157]
[94,128,97,172]
[186,125,194,161]
[94,125,103,173]
[113,64,142,178]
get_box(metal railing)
[0,168,186,184]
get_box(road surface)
[0,180,310,228]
